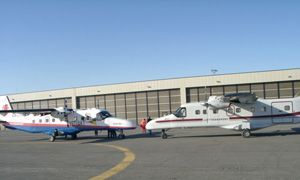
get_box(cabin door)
[271,101,293,124]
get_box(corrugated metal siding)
[7,69,300,103]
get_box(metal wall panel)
[251,84,264,98]
[279,82,293,98]
[265,83,278,99]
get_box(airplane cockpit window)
[173,107,186,117]
[98,111,113,120]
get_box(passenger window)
[213,110,218,114]
[195,110,200,115]
[236,108,241,113]
[261,107,267,112]
[52,118,55,122]
[81,116,85,121]
[74,117,78,121]
[227,108,234,114]
[86,116,91,120]
[250,107,255,112]
[45,118,49,123]
[203,109,207,114]
[285,105,290,111]
[39,119,42,123]
[32,120,35,123]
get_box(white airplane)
[0,96,137,142]
[146,92,300,138]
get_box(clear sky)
[1,0,299,95]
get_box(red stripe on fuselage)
[156,119,203,123]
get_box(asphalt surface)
[1,125,300,180]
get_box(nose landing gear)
[161,129,168,139]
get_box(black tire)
[162,134,168,139]
[242,129,251,138]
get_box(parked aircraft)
[146,92,300,138]
[0,96,136,142]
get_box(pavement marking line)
[89,144,135,180]
[0,141,135,180]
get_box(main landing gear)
[242,129,251,138]
[161,129,168,139]
[50,129,58,142]
[49,129,78,142]
[118,130,125,139]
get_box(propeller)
[64,98,69,127]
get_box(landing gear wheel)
[161,129,168,139]
[50,135,56,142]
[118,134,125,139]
[242,129,251,138]
[162,133,168,139]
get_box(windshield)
[173,107,186,117]
[99,111,113,120]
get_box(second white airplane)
[146,92,300,138]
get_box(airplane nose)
[129,120,137,128]
[146,120,154,129]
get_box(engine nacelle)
[207,96,230,110]
[51,107,67,119]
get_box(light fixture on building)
[147,86,151,88]
[288,75,292,78]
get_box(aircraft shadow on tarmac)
[27,127,300,142]
[166,127,300,139]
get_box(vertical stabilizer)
[0,96,13,111]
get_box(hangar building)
[6,68,300,124]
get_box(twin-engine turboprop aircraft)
[0,96,136,142]
[146,92,300,138]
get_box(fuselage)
[146,97,300,131]
[2,108,137,135]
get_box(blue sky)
[1,0,299,95]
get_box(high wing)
[0,107,74,119]
[0,108,56,113]
[224,92,258,104]
[202,92,258,109]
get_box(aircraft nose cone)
[146,120,154,129]
[129,120,137,129]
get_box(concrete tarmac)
[1,125,300,180]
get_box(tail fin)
[0,96,13,110]
[0,96,13,119]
